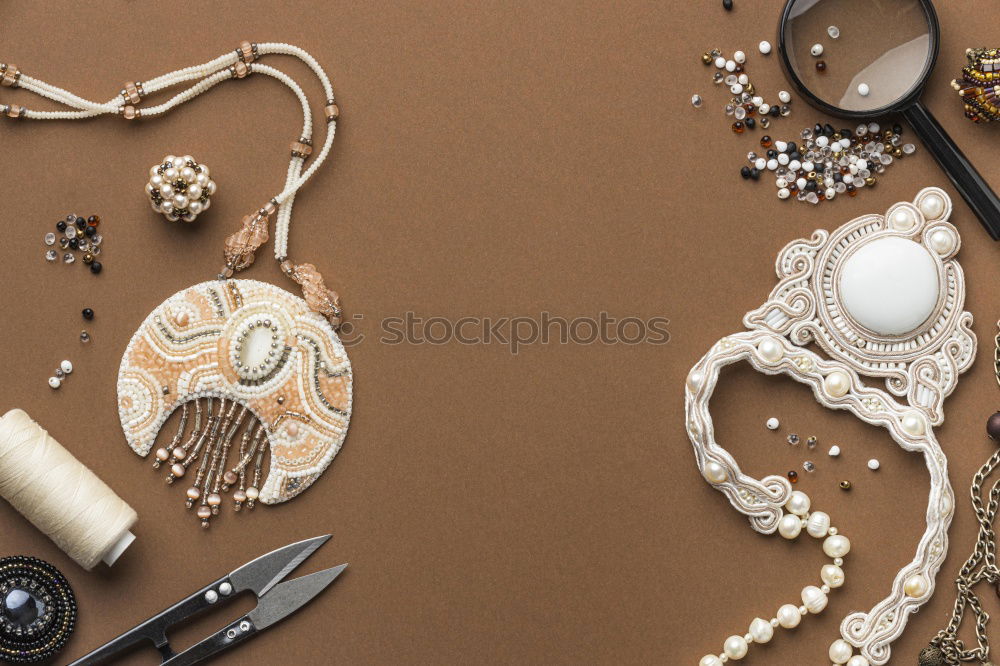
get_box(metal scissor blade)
[229,535,331,597]
[248,564,347,631]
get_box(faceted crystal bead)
[43,233,55,246]
[62,253,75,264]
[804,460,816,472]
[91,234,103,246]
[691,94,703,108]
[44,249,57,262]
[55,369,65,379]
[90,245,101,256]
[787,434,800,445]
[77,239,89,252]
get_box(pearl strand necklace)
[2,42,344,321]
[698,488,861,666]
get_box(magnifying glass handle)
[902,101,1000,240]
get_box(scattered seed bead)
[839,480,852,491]
[828,445,841,457]
[766,417,780,430]
[75,217,86,229]
[45,249,58,262]
[702,52,713,65]
[806,436,817,449]
[691,94,703,108]
[56,220,67,232]
[87,215,100,227]
[810,43,824,57]
[733,50,745,64]
[760,135,773,148]
[803,461,816,472]
[827,25,840,39]
[740,166,751,179]
[816,60,827,71]
[778,90,791,104]
[48,377,61,389]
[857,82,870,96]
[63,253,75,264]
[759,40,772,55]
[745,117,755,129]
[80,330,91,343]
[788,470,799,483]
[82,308,94,320]
[90,261,103,274]
[732,121,745,134]
[722,0,733,9]
[867,458,880,470]
[787,434,800,445]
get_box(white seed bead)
[806,511,830,537]
[60,360,73,374]
[766,417,780,430]
[749,617,773,644]
[204,590,219,604]
[824,534,851,558]
[904,574,929,597]
[704,462,728,484]
[219,582,233,596]
[786,491,810,516]
[723,635,748,659]
[810,43,824,56]
[734,50,746,64]
[778,513,802,539]
[867,458,880,470]
[824,371,851,398]
[48,377,61,389]
[758,40,772,55]
[829,639,853,663]
[777,188,790,200]
[776,603,801,628]
[821,564,845,588]
[778,90,791,103]
[828,445,841,457]
[857,82,870,96]
[725,60,737,72]
[801,585,827,614]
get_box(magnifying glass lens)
[784,0,933,112]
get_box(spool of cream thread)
[0,409,137,570]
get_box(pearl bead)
[155,447,170,461]
[766,417,779,430]
[778,513,802,539]
[904,574,929,597]
[847,656,869,666]
[245,487,259,500]
[758,40,772,55]
[901,411,925,436]
[703,462,728,484]
[776,603,801,628]
[186,487,201,500]
[170,463,186,478]
[829,638,853,663]
[723,635,748,659]
[821,564,845,588]
[806,511,831,537]
[60,360,73,374]
[786,491,811,516]
[857,82,870,96]
[219,582,233,596]
[197,506,211,519]
[757,337,783,363]
[187,184,203,199]
[867,458,880,470]
[801,585,827,613]
[929,229,954,254]
[699,656,723,666]
[824,534,851,558]
[160,183,174,198]
[172,446,186,460]
[823,371,851,398]
[173,194,189,209]
[889,207,915,230]
[778,90,791,103]
[733,50,746,64]
[687,370,705,391]
[48,377,61,389]
[920,193,945,219]
[810,43,824,56]
[181,167,196,182]
[749,617,773,643]
[164,168,178,180]
[207,493,222,507]
[204,590,219,604]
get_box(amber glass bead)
[847,184,857,197]
[87,215,100,227]
[787,470,798,483]
[744,103,756,116]
[816,60,827,71]
[731,121,745,134]
[759,135,772,148]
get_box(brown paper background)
[2,1,1000,663]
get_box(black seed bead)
[749,167,760,180]
[745,117,755,129]
[84,226,96,237]
[824,123,836,136]
[56,221,67,232]
[814,123,824,135]
[833,173,843,183]
[740,166,752,179]
[722,0,733,9]
[769,106,780,117]
[893,123,903,135]
[75,217,86,229]
[789,151,802,161]
[805,180,818,191]
[68,238,79,249]
[786,141,797,154]
[766,149,777,159]
[82,308,94,320]
[89,261,102,274]
[840,128,852,138]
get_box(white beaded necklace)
[1,43,354,524]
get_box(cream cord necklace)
[1,42,343,324]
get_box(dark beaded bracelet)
[0,556,76,664]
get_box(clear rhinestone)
[91,234,103,246]
[45,250,57,262]
[787,434,800,445]
[80,330,91,343]
[803,460,816,472]
[827,25,840,39]
[44,232,56,246]
[62,253,75,264]
[65,226,77,239]
[691,94,703,108]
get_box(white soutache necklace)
[3,43,353,527]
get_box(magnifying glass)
[778,0,1000,240]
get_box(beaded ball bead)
[146,155,216,223]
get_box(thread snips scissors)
[69,535,346,665]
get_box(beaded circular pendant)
[117,279,352,525]
[0,556,76,664]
